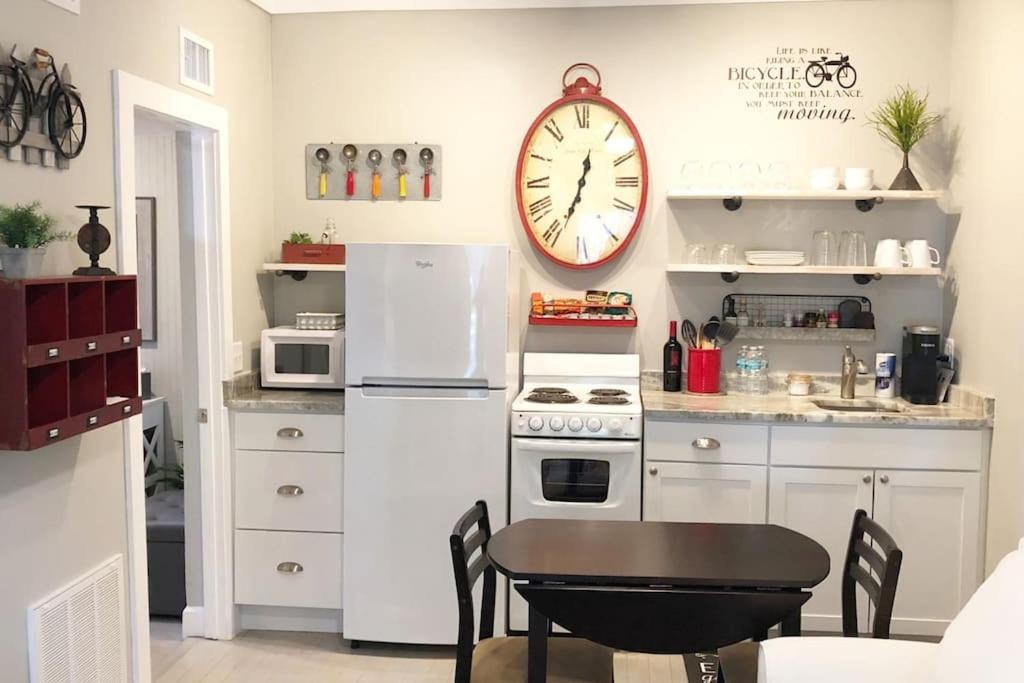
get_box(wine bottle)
[663,321,683,392]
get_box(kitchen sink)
[810,398,908,414]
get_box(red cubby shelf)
[0,276,142,451]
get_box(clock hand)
[564,151,593,223]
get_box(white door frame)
[112,70,236,682]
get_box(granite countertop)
[223,372,344,414]
[641,373,994,429]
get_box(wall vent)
[179,28,215,95]
[28,555,127,683]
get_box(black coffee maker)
[901,325,940,405]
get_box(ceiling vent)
[180,28,215,95]
[27,555,127,683]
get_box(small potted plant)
[281,231,345,265]
[867,85,943,191]
[0,202,71,279]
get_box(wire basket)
[723,294,872,328]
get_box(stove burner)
[588,396,631,406]
[590,389,629,397]
[532,387,569,394]
[526,393,580,404]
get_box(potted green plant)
[867,85,943,191]
[0,202,70,279]
[281,231,345,265]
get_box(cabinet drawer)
[234,530,342,609]
[235,450,343,533]
[645,420,769,465]
[771,426,984,471]
[233,412,344,452]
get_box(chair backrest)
[450,500,497,683]
[841,508,903,638]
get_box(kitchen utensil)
[314,147,331,198]
[681,319,698,349]
[393,148,408,199]
[810,167,841,191]
[704,320,721,346]
[906,239,941,267]
[811,230,838,266]
[685,243,709,264]
[713,243,738,265]
[714,320,739,348]
[838,299,863,328]
[838,231,868,266]
[419,147,435,198]
[874,239,911,268]
[746,251,805,266]
[844,167,874,191]
[368,148,383,199]
[342,144,358,197]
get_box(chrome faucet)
[841,345,857,399]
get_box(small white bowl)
[844,168,874,191]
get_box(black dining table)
[487,519,830,683]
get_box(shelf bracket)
[274,269,308,282]
[855,197,883,212]
[852,273,882,285]
[722,196,743,212]
[720,272,741,283]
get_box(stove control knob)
[586,417,602,432]
[528,416,544,431]
[568,417,584,432]
[549,416,565,431]
[607,418,624,434]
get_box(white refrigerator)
[343,243,520,645]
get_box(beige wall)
[0,1,271,678]
[270,0,952,374]
[947,0,1024,570]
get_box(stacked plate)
[745,250,805,266]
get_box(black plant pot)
[888,152,923,191]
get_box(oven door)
[510,437,642,522]
[261,328,344,389]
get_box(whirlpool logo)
[415,259,434,269]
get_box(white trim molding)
[250,0,830,14]
[113,69,237,682]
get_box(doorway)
[112,71,235,683]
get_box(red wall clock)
[515,63,649,269]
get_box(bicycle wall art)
[727,46,863,125]
[0,43,87,169]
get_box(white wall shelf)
[263,263,346,282]
[666,188,944,213]
[666,263,942,285]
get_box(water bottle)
[735,346,749,394]
[756,346,770,394]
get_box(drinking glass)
[680,161,703,189]
[736,162,762,190]
[838,231,868,266]
[707,161,733,190]
[767,162,791,190]
[685,243,710,264]
[713,243,738,265]
[811,230,838,266]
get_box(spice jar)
[787,373,813,396]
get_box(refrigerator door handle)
[358,386,492,400]
[360,377,491,390]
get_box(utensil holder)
[687,348,722,394]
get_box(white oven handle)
[515,438,638,456]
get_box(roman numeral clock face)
[517,99,648,268]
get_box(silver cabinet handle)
[692,437,721,450]
[879,475,890,484]
[863,474,873,484]
[276,484,304,496]
[122,335,131,345]
[47,347,60,358]
[276,561,304,574]
[277,427,303,439]
[86,341,98,352]
[649,466,659,476]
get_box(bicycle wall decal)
[0,44,87,167]
[805,54,858,89]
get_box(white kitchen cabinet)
[768,467,873,633]
[873,469,982,637]
[645,462,767,524]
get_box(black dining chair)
[717,509,904,682]
[450,500,614,683]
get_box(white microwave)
[261,326,345,390]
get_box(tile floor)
[150,619,457,682]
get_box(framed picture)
[136,197,157,342]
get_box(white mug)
[906,240,941,267]
[874,239,911,268]
[844,168,874,192]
